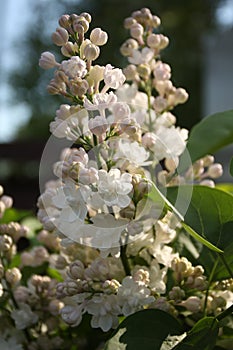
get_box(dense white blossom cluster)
[0,7,230,350]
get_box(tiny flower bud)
[73,16,89,33]
[68,261,85,279]
[120,38,138,56]
[39,52,58,69]
[202,155,214,167]
[59,14,71,29]
[130,23,144,40]
[90,28,108,46]
[52,27,69,46]
[5,267,22,285]
[147,33,161,48]
[207,164,223,178]
[137,63,151,79]
[181,296,201,313]
[0,185,3,196]
[124,17,137,29]
[150,15,161,28]
[1,195,13,209]
[80,12,92,23]
[61,41,79,57]
[84,43,100,61]
[159,35,169,49]
[49,299,64,316]
[200,179,215,188]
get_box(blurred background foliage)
[1,0,227,209]
[10,0,222,140]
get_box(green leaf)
[167,185,233,278]
[105,309,182,350]
[0,208,31,224]
[230,158,233,177]
[179,110,233,171]
[216,183,233,195]
[173,317,219,350]
[149,183,222,253]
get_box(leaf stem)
[120,243,131,276]
[218,253,233,279]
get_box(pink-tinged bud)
[84,43,100,61]
[181,296,201,313]
[150,15,161,28]
[39,52,58,69]
[90,28,108,46]
[1,195,13,209]
[147,33,161,48]
[68,261,85,279]
[207,164,223,179]
[73,16,89,33]
[59,14,71,29]
[130,23,144,40]
[124,17,137,29]
[200,179,215,188]
[165,157,179,172]
[202,155,214,167]
[52,27,69,46]
[61,42,79,57]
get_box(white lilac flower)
[128,47,154,65]
[86,294,121,331]
[104,64,126,90]
[50,108,89,140]
[148,260,167,294]
[84,92,117,116]
[97,168,132,207]
[60,304,84,327]
[152,126,187,161]
[88,115,109,136]
[117,276,155,316]
[113,139,150,166]
[61,56,87,78]
[11,303,38,330]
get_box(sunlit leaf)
[179,110,233,172]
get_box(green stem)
[216,304,233,322]
[120,243,131,276]
[203,256,219,316]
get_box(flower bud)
[120,39,138,56]
[90,28,108,46]
[165,157,179,172]
[0,185,3,196]
[137,63,151,79]
[181,296,201,313]
[159,35,169,49]
[68,261,85,279]
[61,41,78,57]
[84,43,100,61]
[59,14,71,29]
[150,15,161,28]
[73,16,89,33]
[52,27,69,46]
[80,12,92,23]
[130,23,144,40]
[0,263,4,278]
[1,195,13,209]
[147,33,161,49]
[123,64,138,80]
[207,164,223,179]
[200,179,215,188]
[5,267,22,285]
[49,299,64,316]
[0,234,13,252]
[173,88,189,104]
[124,17,137,29]
[39,52,58,69]
[169,286,185,302]
[202,155,214,167]
[120,201,135,219]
